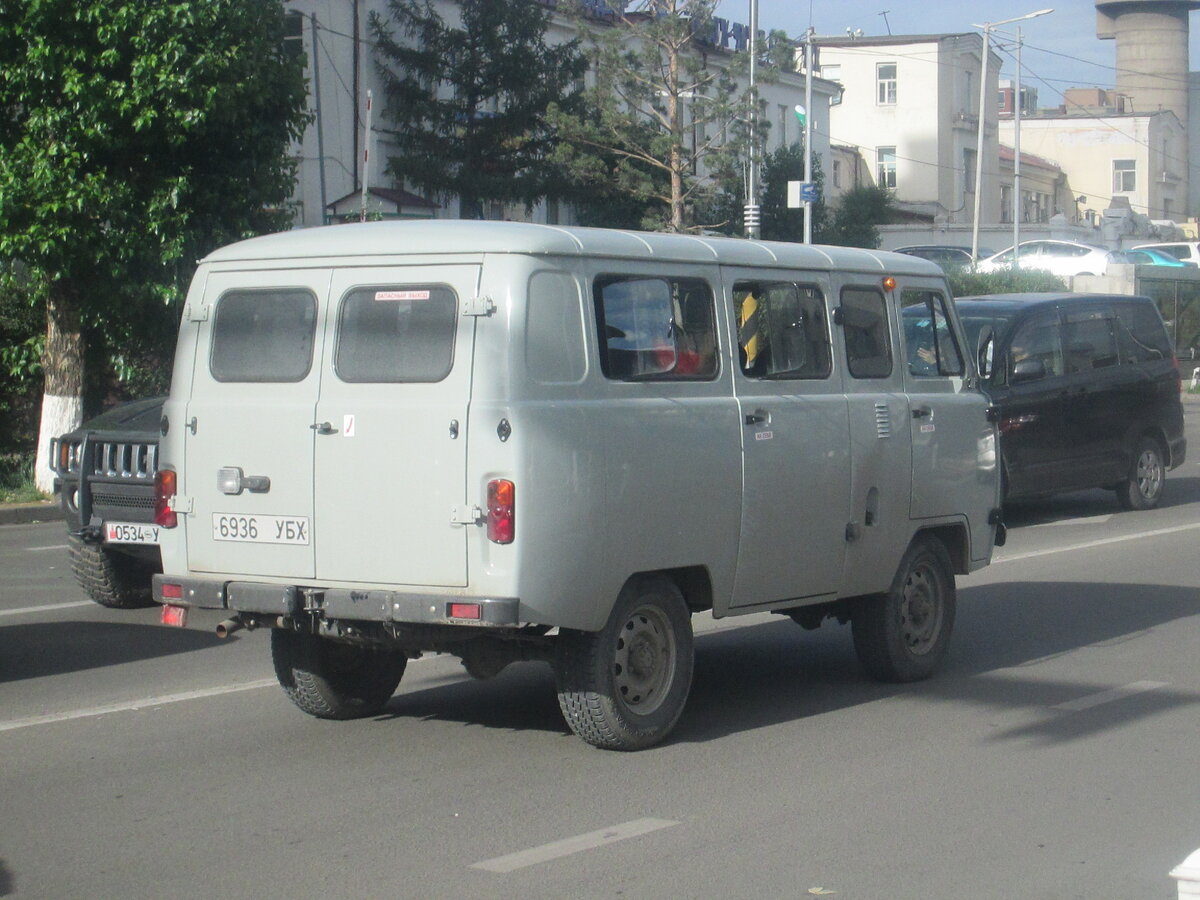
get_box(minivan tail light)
[487,479,515,544]
[155,469,178,528]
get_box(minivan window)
[1008,315,1063,381]
[1115,303,1169,363]
[901,289,964,376]
[840,287,893,378]
[1063,312,1118,373]
[734,281,831,379]
[594,276,717,380]
[335,284,457,383]
[210,289,317,383]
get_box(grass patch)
[0,452,48,503]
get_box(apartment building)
[284,0,837,227]
[817,33,1001,225]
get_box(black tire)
[852,535,956,683]
[271,629,406,720]
[68,535,158,609]
[554,576,694,750]
[1116,436,1165,511]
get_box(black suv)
[955,293,1186,508]
[49,397,165,607]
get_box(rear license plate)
[212,514,310,545]
[104,522,162,545]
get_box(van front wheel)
[554,577,694,750]
[852,535,956,683]
[271,630,406,719]
[1116,437,1165,510]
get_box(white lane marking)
[1052,681,1169,712]
[470,818,681,873]
[28,544,69,552]
[994,521,1200,564]
[1029,515,1112,528]
[0,600,93,617]
[0,679,278,733]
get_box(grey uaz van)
[152,221,1003,749]
[955,293,1186,508]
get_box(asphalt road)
[3,417,1199,899]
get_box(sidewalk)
[0,501,64,526]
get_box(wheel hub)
[613,607,675,713]
[899,566,942,656]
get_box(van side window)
[526,271,586,384]
[335,285,457,383]
[1115,303,1169,363]
[734,281,831,379]
[900,289,964,377]
[840,287,893,378]
[1007,316,1063,381]
[1063,312,1118,373]
[210,289,317,383]
[594,276,717,380]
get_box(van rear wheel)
[1116,437,1165,510]
[852,535,956,683]
[271,630,406,720]
[554,576,694,750]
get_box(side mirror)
[976,327,994,380]
[1011,358,1047,384]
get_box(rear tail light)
[161,604,188,628]
[155,469,178,528]
[486,479,515,544]
[448,602,482,620]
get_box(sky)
[742,0,1200,105]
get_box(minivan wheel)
[1116,437,1165,511]
[554,576,694,750]
[271,630,406,720]
[852,535,956,683]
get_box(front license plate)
[105,522,162,545]
[212,514,310,545]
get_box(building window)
[821,64,841,82]
[963,149,976,194]
[833,159,842,189]
[877,147,896,189]
[1000,185,1013,224]
[1113,159,1136,193]
[876,63,897,105]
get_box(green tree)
[370,0,588,219]
[551,0,778,233]
[0,0,309,491]
[759,141,828,243]
[825,184,896,248]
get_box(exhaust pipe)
[216,617,245,639]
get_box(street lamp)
[970,8,1053,262]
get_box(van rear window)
[335,285,457,383]
[210,289,317,383]
[594,276,717,380]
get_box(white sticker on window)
[375,290,430,301]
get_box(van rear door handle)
[310,421,337,435]
[912,406,932,419]
[745,410,769,426]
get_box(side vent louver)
[875,403,891,439]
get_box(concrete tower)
[1096,0,1200,128]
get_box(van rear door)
[182,268,330,578]
[311,265,479,587]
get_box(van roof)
[201,220,943,276]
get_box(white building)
[283,0,836,229]
[816,33,1001,226]
[999,104,1187,224]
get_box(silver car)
[977,240,1113,278]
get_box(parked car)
[49,397,165,608]
[976,240,1114,278]
[893,245,995,269]
[1110,248,1194,267]
[955,293,1186,509]
[1133,241,1200,266]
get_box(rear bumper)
[1169,434,1187,470]
[152,574,522,628]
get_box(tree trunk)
[33,281,86,495]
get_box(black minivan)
[955,293,1187,508]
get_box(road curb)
[0,502,64,526]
